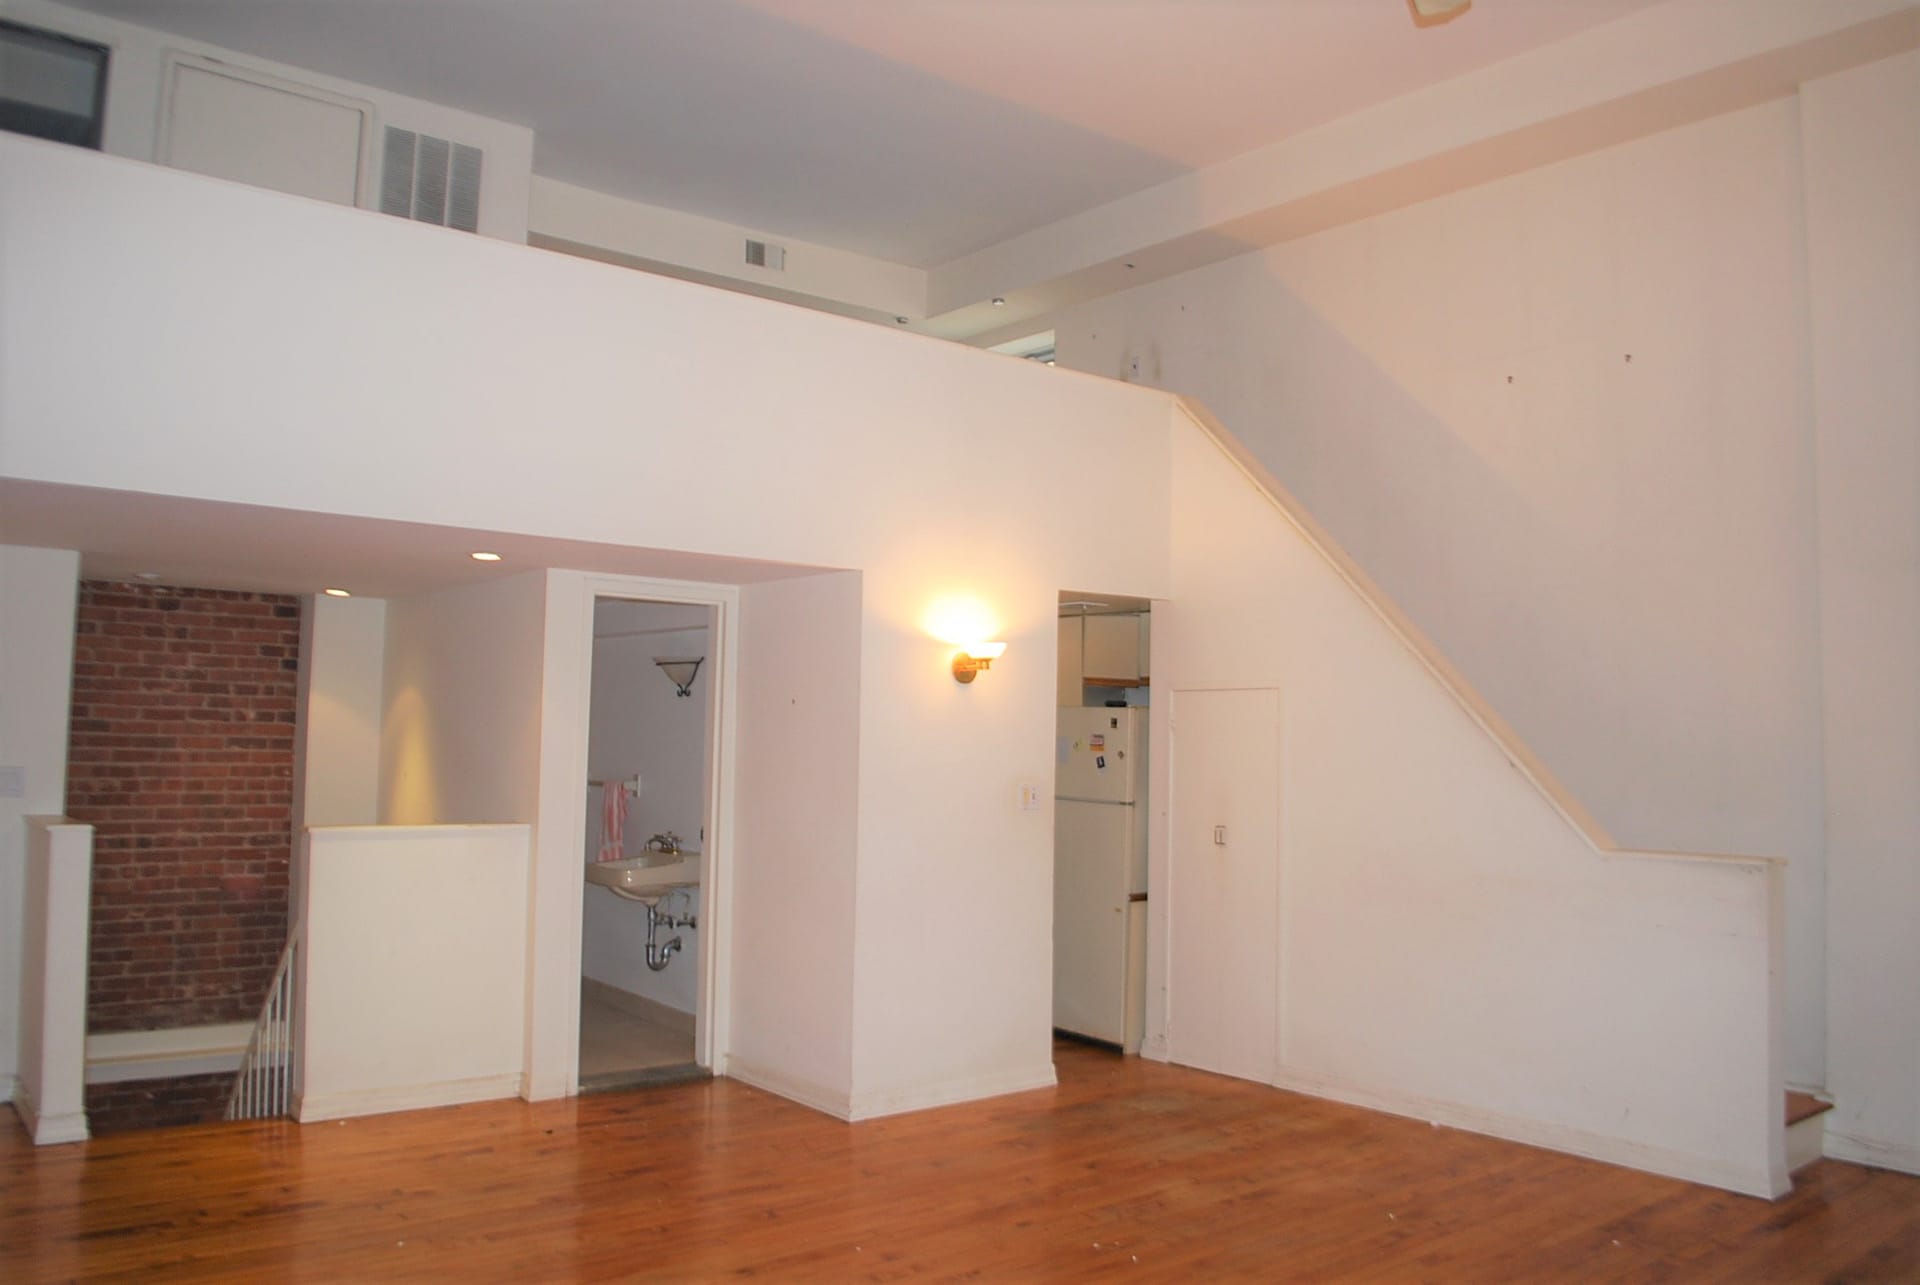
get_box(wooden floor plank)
[5,1042,1916,1281]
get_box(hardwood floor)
[5,1041,1915,1281]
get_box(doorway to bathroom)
[578,594,718,1091]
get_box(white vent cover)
[744,238,786,271]
[380,126,481,232]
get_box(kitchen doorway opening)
[1053,591,1152,1056]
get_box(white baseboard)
[1269,1065,1786,1200]
[0,1072,16,1104]
[294,1072,521,1123]
[1825,1128,1920,1176]
[724,1056,853,1120]
[11,1081,90,1146]
[846,1062,1058,1123]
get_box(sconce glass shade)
[952,641,1007,684]
[653,656,704,698]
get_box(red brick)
[69,581,299,1034]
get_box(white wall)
[0,545,78,1105]
[294,594,386,831]
[1160,411,1784,1196]
[728,571,862,1113]
[2,0,534,241]
[0,139,1169,1119]
[1801,50,1920,1176]
[379,574,549,828]
[296,824,528,1120]
[531,178,925,323]
[1057,97,1830,1090]
[580,607,712,1015]
[0,140,1787,1186]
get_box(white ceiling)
[56,0,1657,267]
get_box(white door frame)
[531,570,740,1097]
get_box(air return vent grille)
[744,238,786,271]
[380,126,481,232]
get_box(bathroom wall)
[580,599,713,1016]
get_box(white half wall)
[1161,408,1785,1198]
[0,545,78,1106]
[1057,96,1828,1090]
[1801,49,1920,1177]
[727,571,862,1115]
[296,824,529,1121]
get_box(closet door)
[1165,687,1281,1083]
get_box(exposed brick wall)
[67,582,300,1033]
[85,1072,235,1133]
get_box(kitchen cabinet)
[1058,615,1084,705]
[1083,612,1147,685]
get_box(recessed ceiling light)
[895,316,909,325]
[1124,263,1135,270]
[991,297,1006,307]
[323,587,352,598]
[470,551,503,562]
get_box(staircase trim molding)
[1173,395,1781,873]
[1272,1063,1789,1199]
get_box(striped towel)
[598,781,628,862]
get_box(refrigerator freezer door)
[1056,707,1144,804]
[1054,798,1131,1044]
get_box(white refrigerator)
[1054,706,1148,1051]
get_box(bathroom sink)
[586,852,701,904]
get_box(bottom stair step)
[1786,1091,1834,1174]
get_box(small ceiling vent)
[744,238,786,271]
[380,126,481,233]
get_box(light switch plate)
[1018,783,1043,812]
[0,766,23,799]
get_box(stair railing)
[224,933,299,1122]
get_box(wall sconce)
[653,656,704,698]
[951,641,1007,684]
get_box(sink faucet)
[644,831,681,855]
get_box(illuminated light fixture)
[951,641,1007,684]
[1408,0,1470,24]
[653,656,704,698]
[323,587,352,598]
[991,297,1006,306]
[470,551,502,562]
